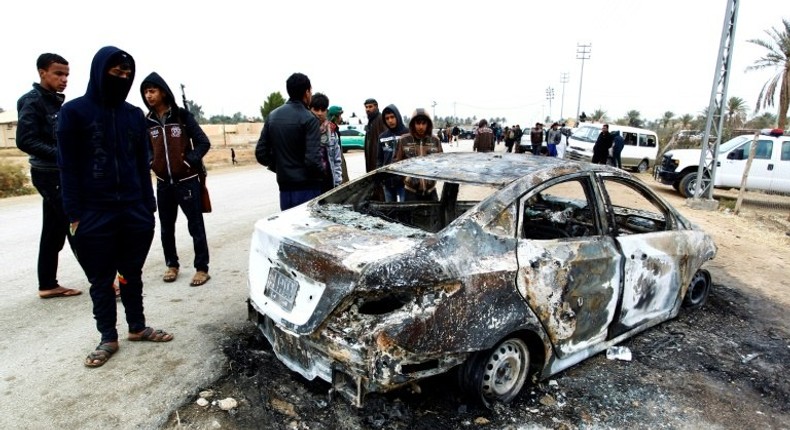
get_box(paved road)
[0,139,477,429]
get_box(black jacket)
[255,99,323,191]
[377,104,408,168]
[16,83,65,170]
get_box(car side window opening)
[521,178,599,240]
[600,177,669,235]
[781,141,790,161]
[640,134,657,147]
[623,132,638,146]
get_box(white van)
[564,123,659,172]
[655,130,790,197]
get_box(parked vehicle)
[654,129,790,197]
[459,128,476,140]
[337,125,365,152]
[565,124,659,172]
[247,153,717,408]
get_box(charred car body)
[247,153,716,407]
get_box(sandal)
[163,267,179,283]
[84,342,119,368]
[190,271,211,287]
[128,327,174,342]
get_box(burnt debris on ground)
[165,283,790,430]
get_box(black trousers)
[73,203,154,343]
[30,168,75,291]
[157,177,209,272]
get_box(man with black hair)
[308,92,343,192]
[393,108,443,202]
[363,98,387,172]
[256,73,323,210]
[376,104,409,202]
[140,72,212,287]
[58,46,173,368]
[17,53,81,299]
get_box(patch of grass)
[0,161,35,198]
[718,197,736,210]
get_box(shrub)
[0,161,35,198]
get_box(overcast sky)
[1,0,784,126]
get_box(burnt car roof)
[383,152,606,186]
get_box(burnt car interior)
[521,178,599,240]
[319,172,498,233]
[601,177,669,235]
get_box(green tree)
[185,100,206,124]
[591,109,607,122]
[745,112,778,129]
[679,114,693,129]
[746,18,790,129]
[725,96,749,130]
[624,110,643,127]
[260,92,286,122]
[661,111,675,129]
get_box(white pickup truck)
[654,129,790,197]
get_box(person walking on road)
[58,46,173,368]
[16,53,82,299]
[140,72,212,287]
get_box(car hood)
[249,203,431,334]
[664,148,713,161]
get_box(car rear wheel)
[458,337,530,407]
[635,160,649,173]
[683,269,711,310]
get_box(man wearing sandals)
[57,46,173,368]
[140,72,211,287]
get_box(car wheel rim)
[687,270,709,305]
[638,161,648,173]
[481,338,529,402]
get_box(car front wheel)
[458,337,530,407]
[679,171,711,198]
[683,269,711,309]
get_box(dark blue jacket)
[57,46,155,222]
[376,104,408,168]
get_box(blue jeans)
[157,177,209,272]
[280,188,322,211]
[383,184,405,202]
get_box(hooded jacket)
[376,104,409,168]
[57,46,155,222]
[139,72,211,183]
[393,109,443,195]
[16,83,65,170]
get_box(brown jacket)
[473,127,495,152]
[393,109,443,195]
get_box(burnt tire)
[683,269,711,310]
[458,337,530,408]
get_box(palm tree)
[591,109,607,122]
[679,114,693,130]
[745,112,778,129]
[725,96,749,130]
[625,110,643,127]
[661,111,675,129]
[746,18,790,129]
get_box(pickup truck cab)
[654,129,790,197]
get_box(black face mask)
[103,75,131,106]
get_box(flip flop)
[163,267,179,283]
[39,287,82,299]
[190,271,211,287]
[128,327,173,342]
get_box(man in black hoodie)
[16,53,82,299]
[376,104,408,202]
[58,46,173,368]
[140,72,212,287]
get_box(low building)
[0,110,18,148]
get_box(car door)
[769,139,790,193]
[598,175,686,337]
[515,175,621,358]
[717,139,774,190]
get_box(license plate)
[264,268,299,311]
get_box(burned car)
[247,152,716,407]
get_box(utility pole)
[689,0,739,209]
[431,101,437,120]
[545,87,555,122]
[560,72,570,121]
[575,43,592,122]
